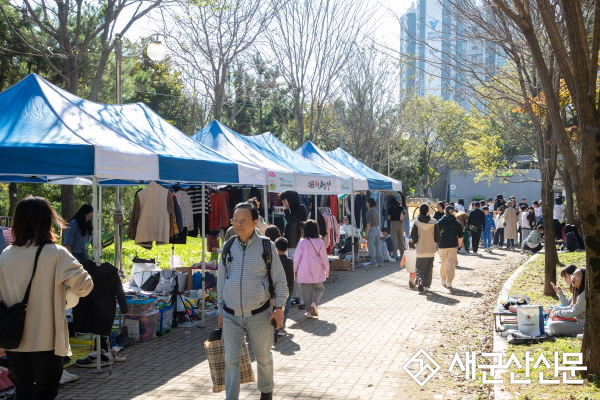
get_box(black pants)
[6,350,63,400]
[553,219,564,241]
[493,228,505,247]
[523,244,543,253]
[471,230,482,253]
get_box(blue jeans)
[223,308,274,399]
[507,239,515,248]
[283,295,292,328]
[367,227,383,265]
[483,230,492,248]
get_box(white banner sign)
[268,171,295,192]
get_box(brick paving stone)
[54,250,519,400]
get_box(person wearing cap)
[436,206,463,288]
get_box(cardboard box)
[330,259,351,270]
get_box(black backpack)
[221,236,275,298]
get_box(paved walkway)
[57,249,524,400]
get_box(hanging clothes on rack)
[186,186,212,237]
[174,188,194,230]
[128,181,176,248]
[169,187,187,244]
[329,195,339,221]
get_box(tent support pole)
[263,185,268,225]
[114,187,124,279]
[351,186,355,271]
[201,183,206,328]
[91,177,103,373]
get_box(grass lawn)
[101,236,210,276]
[504,251,600,400]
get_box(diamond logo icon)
[403,349,441,387]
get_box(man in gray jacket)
[218,202,288,400]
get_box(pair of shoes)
[441,278,447,287]
[408,279,416,288]
[298,303,306,310]
[310,302,319,317]
[417,278,423,292]
[277,328,287,336]
[260,392,273,400]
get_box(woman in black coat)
[279,190,307,257]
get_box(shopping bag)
[517,305,545,336]
[204,329,255,393]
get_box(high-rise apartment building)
[400,0,505,108]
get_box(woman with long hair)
[293,220,329,318]
[547,268,586,336]
[0,196,93,399]
[63,204,93,263]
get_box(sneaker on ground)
[409,279,416,288]
[441,278,447,287]
[310,303,319,317]
[277,328,287,336]
[472,252,479,256]
[423,287,429,292]
[527,250,535,255]
[75,355,108,368]
[417,278,424,292]
[447,282,452,288]
[298,303,306,310]
[62,370,79,381]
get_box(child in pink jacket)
[294,220,330,318]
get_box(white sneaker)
[63,370,79,381]
[446,282,452,289]
[458,249,466,254]
[472,252,479,256]
[423,287,429,292]
[441,278,447,287]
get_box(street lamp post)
[113,34,166,278]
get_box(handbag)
[204,328,255,392]
[0,244,44,349]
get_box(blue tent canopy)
[193,122,348,193]
[327,147,402,191]
[295,141,369,190]
[0,74,262,185]
[0,74,156,181]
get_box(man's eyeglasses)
[231,218,250,225]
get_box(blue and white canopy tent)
[295,141,369,191]
[193,121,349,194]
[327,147,402,192]
[0,74,264,185]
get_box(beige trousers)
[390,220,406,256]
[438,247,458,283]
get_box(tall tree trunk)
[61,185,75,221]
[578,124,600,377]
[562,167,575,224]
[8,183,17,216]
[541,151,558,296]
